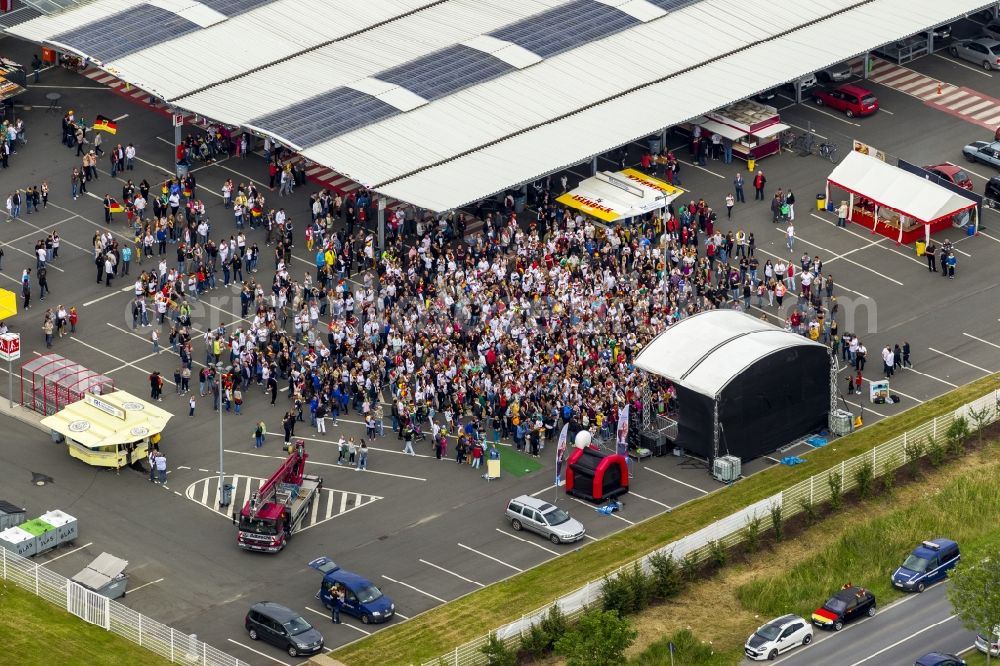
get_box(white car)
[745,614,813,661]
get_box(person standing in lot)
[189,395,196,417]
[155,452,167,484]
[786,223,795,252]
[357,441,368,471]
[254,420,266,448]
[753,170,766,200]
[148,446,158,482]
[786,190,796,221]
[151,328,159,354]
[944,252,956,279]
[924,240,937,272]
[42,316,54,348]
[902,342,912,368]
[21,269,31,309]
[733,172,745,203]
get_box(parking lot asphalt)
[1,20,1000,664]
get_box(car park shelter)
[556,169,684,223]
[20,353,114,416]
[40,390,172,470]
[826,150,978,245]
[7,0,994,213]
[635,311,831,461]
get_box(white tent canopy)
[826,150,977,224]
[634,310,827,398]
[556,169,684,223]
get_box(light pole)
[216,362,225,507]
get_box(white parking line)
[419,558,485,587]
[642,466,710,494]
[226,639,291,666]
[905,367,959,388]
[676,158,725,179]
[848,614,957,666]
[784,123,829,140]
[457,543,524,572]
[964,332,1000,350]
[928,347,993,374]
[789,230,904,285]
[126,577,164,594]
[82,286,131,307]
[932,52,993,77]
[945,161,992,182]
[494,528,561,556]
[36,542,93,565]
[304,606,371,635]
[807,213,925,266]
[382,574,448,603]
[628,491,672,510]
[530,483,557,496]
[804,104,862,126]
[68,336,176,384]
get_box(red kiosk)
[825,150,977,245]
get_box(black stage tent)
[635,311,832,461]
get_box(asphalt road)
[1,15,1000,665]
[768,582,976,666]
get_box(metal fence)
[0,547,249,666]
[423,389,1000,666]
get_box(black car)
[811,586,876,631]
[245,601,324,657]
[986,175,1000,203]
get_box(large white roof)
[827,150,977,223]
[7,0,992,211]
[634,310,828,398]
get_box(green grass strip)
[0,582,169,665]
[333,374,1000,665]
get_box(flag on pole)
[108,198,124,213]
[93,115,118,134]
[555,422,569,485]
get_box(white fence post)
[810,475,814,504]
[454,646,459,666]
[35,563,39,595]
[872,445,877,470]
[138,614,142,647]
[171,628,175,662]
[2,547,5,580]
[933,416,937,438]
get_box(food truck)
[40,391,172,469]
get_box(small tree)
[770,503,784,542]
[798,497,818,526]
[620,562,652,612]
[708,539,727,568]
[600,573,633,616]
[680,552,700,582]
[538,604,569,649]
[904,440,924,480]
[480,632,517,666]
[926,434,946,467]
[946,416,970,457]
[967,405,993,447]
[948,557,1000,666]
[854,460,875,499]
[519,623,551,660]
[881,454,897,496]
[744,513,763,553]
[648,552,684,599]
[828,471,844,510]
[555,609,637,666]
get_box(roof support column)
[794,79,802,105]
[592,156,598,176]
[862,53,871,80]
[711,396,720,461]
[174,120,183,178]
[377,197,386,252]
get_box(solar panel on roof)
[646,0,702,11]
[489,0,641,58]
[51,4,199,63]
[251,87,399,148]
[197,0,272,18]
[379,44,514,101]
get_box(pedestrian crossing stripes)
[184,474,382,531]
[867,57,1000,131]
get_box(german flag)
[108,198,125,213]
[250,204,263,218]
[182,187,192,198]
[93,115,118,134]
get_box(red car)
[923,164,974,190]
[812,84,879,117]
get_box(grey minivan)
[245,601,324,658]
[505,495,586,544]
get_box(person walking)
[37,266,49,301]
[725,193,734,219]
[733,172,745,203]
[902,341,912,368]
[151,328,160,354]
[402,422,416,456]
[924,240,937,272]
[21,269,31,309]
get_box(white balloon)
[574,430,592,449]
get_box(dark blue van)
[308,556,395,624]
[892,539,960,593]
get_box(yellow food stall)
[41,391,172,470]
[556,169,685,224]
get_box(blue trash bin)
[967,223,975,236]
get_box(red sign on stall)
[0,333,20,361]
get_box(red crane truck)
[235,440,322,553]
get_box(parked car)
[986,175,1000,201]
[948,38,1000,70]
[915,653,967,666]
[744,614,813,661]
[505,495,586,544]
[755,87,780,104]
[976,625,1000,657]
[963,140,1000,169]
[892,538,961,592]
[981,21,1000,42]
[812,84,879,117]
[307,556,396,624]
[816,62,854,82]
[245,601,324,658]
[811,585,876,631]
[925,23,954,41]
[923,165,974,190]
